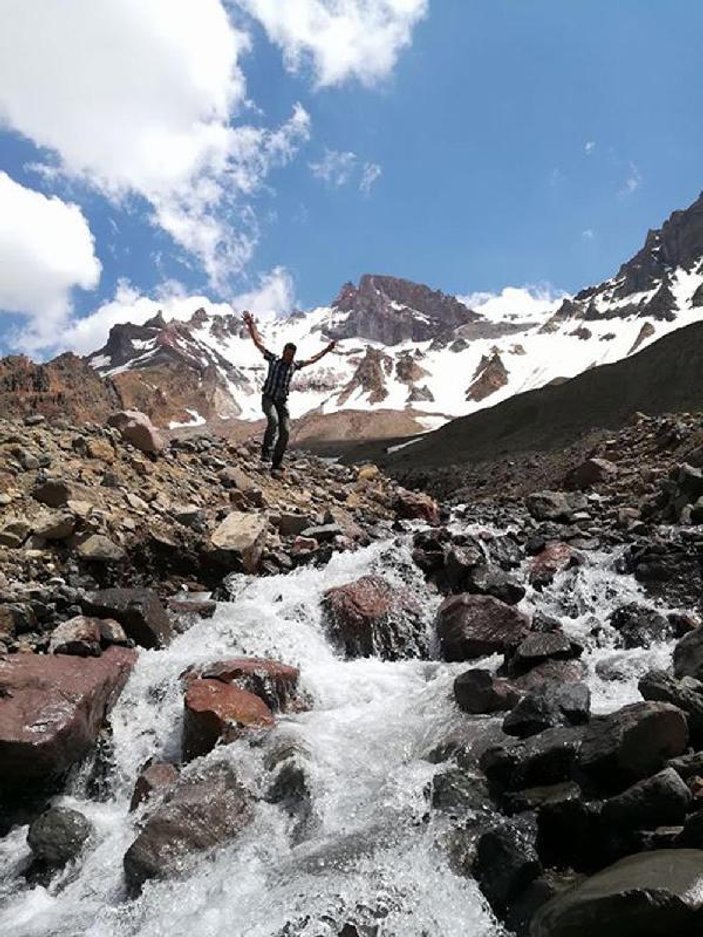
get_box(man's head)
[282,342,297,363]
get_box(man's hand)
[326,340,337,352]
[242,310,253,326]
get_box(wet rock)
[185,657,304,713]
[0,647,136,789]
[453,668,521,715]
[505,632,582,677]
[321,575,426,660]
[677,808,703,847]
[639,670,703,743]
[578,702,689,794]
[480,726,584,792]
[299,523,344,543]
[77,534,126,563]
[667,751,703,782]
[566,458,619,490]
[512,659,587,692]
[674,626,703,681]
[601,767,692,831]
[526,491,586,523]
[529,543,575,589]
[502,683,591,739]
[130,762,180,811]
[182,678,274,760]
[27,806,92,867]
[209,511,268,573]
[531,849,703,937]
[107,410,164,454]
[49,615,102,657]
[393,487,440,525]
[473,820,542,918]
[123,765,254,894]
[460,561,526,605]
[436,594,531,662]
[501,781,582,817]
[431,769,491,814]
[265,760,313,844]
[610,603,673,649]
[82,587,172,649]
[536,797,604,871]
[167,596,217,619]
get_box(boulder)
[610,604,673,649]
[503,683,591,739]
[209,511,268,573]
[299,523,344,543]
[186,657,303,713]
[458,559,526,605]
[393,488,440,525]
[32,479,76,508]
[321,575,425,660]
[107,410,164,454]
[529,543,575,588]
[33,511,76,541]
[639,670,703,742]
[167,597,217,619]
[27,806,92,867]
[473,820,542,918]
[578,702,689,793]
[526,491,586,523]
[0,519,31,548]
[49,616,102,657]
[600,768,692,831]
[76,535,125,563]
[674,626,703,681]
[82,587,172,649]
[218,466,256,491]
[531,850,703,937]
[677,809,703,848]
[567,458,619,490]
[431,769,491,814]
[480,726,584,792]
[130,762,180,811]
[182,678,274,760]
[123,766,254,893]
[436,594,531,662]
[506,632,581,677]
[275,513,314,537]
[454,669,521,715]
[513,659,587,692]
[0,647,136,787]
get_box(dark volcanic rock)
[82,588,172,649]
[502,683,591,739]
[123,765,254,893]
[453,669,521,715]
[480,726,584,792]
[639,670,703,743]
[674,626,703,681]
[610,603,673,649]
[473,820,542,918]
[600,767,692,831]
[27,806,92,867]
[436,594,531,662]
[505,632,582,677]
[566,457,618,490]
[578,702,689,793]
[531,849,703,937]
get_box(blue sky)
[1,0,702,355]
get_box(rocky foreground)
[4,408,703,935]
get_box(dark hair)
[284,342,297,354]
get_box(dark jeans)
[261,394,290,468]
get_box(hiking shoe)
[271,466,284,479]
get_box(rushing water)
[0,529,679,937]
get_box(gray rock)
[674,626,703,681]
[77,535,125,563]
[480,726,584,791]
[474,819,541,917]
[610,604,673,649]
[454,668,521,715]
[49,616,102,657]
[27,807,92,867]
[82,587,172,649]
[503,683,590,739]
[639,669,703,742]
[601,768,692,831]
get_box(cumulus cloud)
[585,141,596,154]
[359,162,382,195]
[459,285,568,322]
[238,0,428,87]
[56,267,296,355]
[0,0,309,286]
[582,228,595,240]
[0,172,101,347]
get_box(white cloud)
[582,228,595,240]
[360,162,383,195]
[585,141,596,154]
[459,285,568,323]
[620,162,642,197]
[55,268,295,355]
[0,172,101,346]
[238,0,428,87]
[0,0,309,285]
[310,148,358,187]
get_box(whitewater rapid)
[0,532,676,937]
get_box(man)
[242,310,336,475]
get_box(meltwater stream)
[0,532,678,937]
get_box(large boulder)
[27,806,92,867]
[610,604,673,650]
[321,575,426,660]
[480,726,584,792]
[182,678,274,760]
[393,488,440,525]
[107,410,164,454]
[578,702,689,793]
[209,511,268,573]
[505,632,582,677]
[531,850,703,937]
[639,670,703,743]
[566,458,619,490]
[185,658,304,713]
[600,768,691,831]
[0,647,137,788]
[123,766,254,893]
[503,683,591,739]
[474,820,542,918]
[436,594,531,662]
[674,626,703,681]
[453,669,521,715]
[526,491,586,523]
[82,588,172,649]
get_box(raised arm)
[299,340,337,368]
[242,310,269,356]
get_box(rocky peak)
[466,351,509,402]
[337,346,392,405]
[331,274,481,345]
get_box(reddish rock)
[454,669,522,715]
[129,762,180,811]
[513,659,587,692]
[186,657,303,713]
[321,574,425,660]
[393,488,440,525]
[123,765,253,893]
[182,678,274,761]
[529,543,575,588]
[0,647,137,787]
[292,535,318,554]
[436,594,531,662]
[107,410,164,454]
[82,588,172,649]
[167,597,217,619]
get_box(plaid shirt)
[262,350,302,401]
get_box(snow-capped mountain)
[5,189,701,439]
